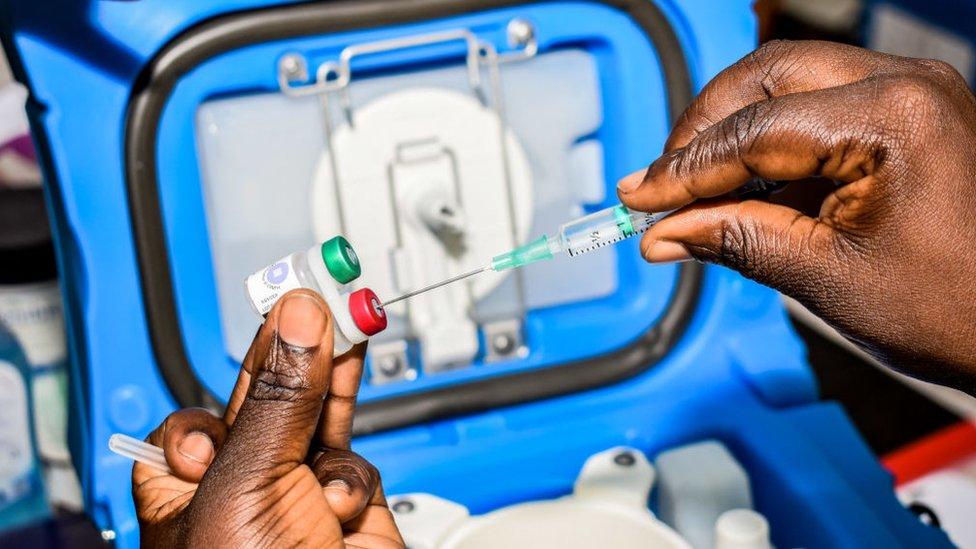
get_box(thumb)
[204,291,335,491]
[642,199,841,296]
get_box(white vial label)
[245,254,303,315]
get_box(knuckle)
[181,407,218,423]
[313,449,377,489]
[866,74,955,153]
[731,102,763,148]
[251,368,310,402]
[161,408,197,435]
[676,100,772,182]
[719,101,774,161]
[715,212,777,279]
[718,216,755,271]
[250,344,316,402]
[918,59,968,90]
[742,41,794,95]
[879,75,937,107]
[876,75,945,132]
[161,412,179,431]
[751,39,795,66]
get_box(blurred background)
[0,0,975,547]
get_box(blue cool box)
[0,0,951,547]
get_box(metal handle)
[279,28,484,99]
[277,20,538,100]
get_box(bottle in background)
[0,185,82,511]
[0,318,49,531]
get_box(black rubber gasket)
[124,0,702,434]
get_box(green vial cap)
[321,236,361,284]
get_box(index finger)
[343,484,405,548]
[317,343,367,450]
[619,79,888,213]
[664,40,892,152]
[222,324,270,426]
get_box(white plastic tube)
[108,433,172,474]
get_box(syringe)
[382,204,673,306]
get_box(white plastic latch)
[311,87,533,372]
[391,139,478,371]
[389,446,691,549]
[573,446,656,509]
[389,493,471,549]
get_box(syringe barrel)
[556,204,672,257]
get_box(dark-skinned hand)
[618,40,976,393]
[132,289,404,548]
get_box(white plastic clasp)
[389,494,470,549]
[392,139,479,370]
[573,446,656,509]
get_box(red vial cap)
[348,288,387,336]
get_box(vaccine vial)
[245,236,387,356]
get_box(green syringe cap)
[321,236,361,284]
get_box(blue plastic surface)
[0,0,950,547]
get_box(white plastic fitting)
[714,509,772,549]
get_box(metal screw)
[279,54,307,81]
[507,18,535,48]
[392,499,415,514]
[100,530,117,541]
[613,451,636,467]
[492,333,516,355]
[377,355,404,377]
[907,502,941,528]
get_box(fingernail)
[325,479,352,494]
[279,294,326,347]
[643,240,693,263]
[617,168,647,193]
[178,432,214,465]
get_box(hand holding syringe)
[382,178,784,305]
[382,204,674,306]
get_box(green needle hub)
[491,235,555,271]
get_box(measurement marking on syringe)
[568,226,653,257]
[569,236,625,256]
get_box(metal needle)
[382,265,490,307]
